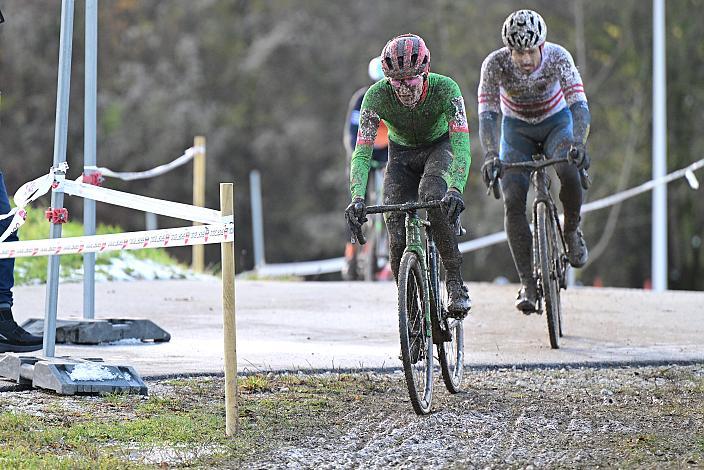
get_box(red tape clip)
[82,172,104,186]
[45,208,69,224]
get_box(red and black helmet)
[381,34,430,80]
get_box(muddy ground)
[1,364,702,468]
[244,365,704,469]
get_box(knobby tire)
[438,318,464,393]
[537,202,561,349]
[398,251,433,415]
[432,259,464,394]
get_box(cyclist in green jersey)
[344,34,472,317]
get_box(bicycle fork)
[530,165,553,311]
[530,167,569,295]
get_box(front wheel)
[398,251,434,415]
[537,202,562,349]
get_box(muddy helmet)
[381,34,430,80]
[502,10,547,50]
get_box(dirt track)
[245,365,704,468]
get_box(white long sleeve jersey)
[478,42,587,124]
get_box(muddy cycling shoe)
[515,283,538,314]
[0,309,43,353]
[446,281,472,319]
[565,228,589,268]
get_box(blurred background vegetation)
[0,0,702,289]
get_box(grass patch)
[0,373,378,467]
[240,375,271,393]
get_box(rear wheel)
[537,202,562,349]
[398,251,433,415]
[431,257,464,393]
[438,317,464,393]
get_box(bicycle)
[343,164,389,281]
[348,200,465,415]
[360,164,389,281]
[488,145,589,349]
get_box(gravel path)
[248,365,704,468]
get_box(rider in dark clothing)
[0,9,44,352]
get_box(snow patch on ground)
[66,252,214,283]
[68,363,121,381]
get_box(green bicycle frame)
[404,212,433,339]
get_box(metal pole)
[44,0,75,357]
[220,183,238,435]
[192,136,206,272]
[652,0,667,291]
[145,212,158,231]
[82,0,98,319]
[250,170,266,269]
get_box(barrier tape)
[57,178,223,225]
[0,223,233,259]
[580,158,704,213]
[85,146,204,181]
[0,163,69,243]
[0,159,227,251]
[255,157,704,277]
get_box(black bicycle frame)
[501,154,571,290]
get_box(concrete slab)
[20,318,170,344]
[0,354,147,395]
[6,280,704,378]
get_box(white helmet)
[502,10,547,50]
[368,56,384,82]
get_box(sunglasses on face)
[389,75,424,88]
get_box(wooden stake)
[220,182,238,436]
[192,136,206,272]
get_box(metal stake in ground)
[220,183,238,435]
[44,0,75,357]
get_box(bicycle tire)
[537,202,561,349]
[431,259,464,393]
[362,234,378,282]
[398,251,434,415]
[438,318,464,393]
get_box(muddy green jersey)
[350,73,471,199]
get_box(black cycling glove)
[441,189,465,225]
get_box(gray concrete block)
[32,360,147,395]
[21,318,171,344]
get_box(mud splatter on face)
[392,78,425,108]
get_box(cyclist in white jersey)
[478,10,591,313]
